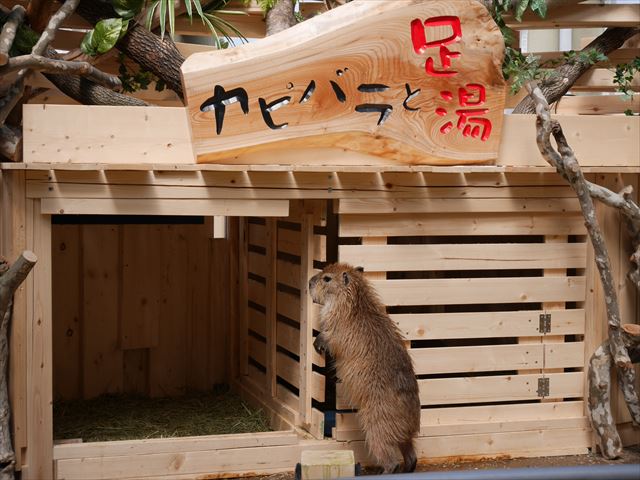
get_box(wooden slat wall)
[334,182,590,450]
[239,200,327,438]
[51,221,229,400]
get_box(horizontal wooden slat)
[506,4,640,29]
[371,276,586,306]
[555,94,639,116]
[337,198,580,214]
[409,343,583,375]
[336,372,584,410]
[248,335,266,366]
[276,320,324,367]
[340,243,586,272]
[276,289,300,323]
[53,431,297,459]
[339,212,586,237]
[336,401,585,440]
[41,198,289,216]
[393,309,585,340]
[276,352,325,402]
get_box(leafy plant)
[613,57,640,116]
[81,0,247,57]
[117,53,163,93]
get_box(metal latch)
[537,377,550,398]
[539,313,551,334]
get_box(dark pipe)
[345,464,640,480]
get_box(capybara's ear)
[342,271,349,285]
[355,266,364,273]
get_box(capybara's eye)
[323,275,331,283]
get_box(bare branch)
[4,54,121,89]
[0,251,37,321]
[526,81,640,458]
[32,0,80,56]
[0,5,26,66]
[0,74,25,126]
[265,0,297,36]
[515,28,640,113]
[0,124,22,161]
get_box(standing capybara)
[309,263,420,473]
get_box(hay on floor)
[54,389,271,442]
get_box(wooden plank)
[276,319,325,367]
[181,1,506,165]
[1,170,27,468]
[337,197,580,214]
[393,309,585,340]
[249,335,266,366]
[248,278,266,307]
[150,224,191,396]
[25,201,53,480]
[571,68,640,92]
[340,243,586,272]
[275,384,325,440]
[266,218,278,396]
[53,430,298,459]
[418,371,583,405]
[123,349,148,396]
[40,198,290,217]
[277,289,300,323]
[371,276,586,306]
[248,221,266,248]
[408,344,583,376]
[23,105,194,164]
[81,224,122,398]
[276,257,300,290]
[120,225,161,350]
[52,224,82,399]
[554,94,639,116]
[506,4,640,29]
[239,219,249,376]
[339,212,587,237]
[277,351,325,403]
[248,250,267,278]
[248,306,267,337]
[299,209,316,426]
[21,108,640,168]
[337,401,585,436]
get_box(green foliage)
[246,0,278,11]
[81,18,129,56]
[118,53,160,93]
[0,11,39,55]
[613,57,640,116]
[502,48,545,95]
[112,0,144,19]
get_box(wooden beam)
[553,94,640,116]
[506,5,640,29]
[40,198,289,216]
[298,206,315,427]
[24,200,53,480]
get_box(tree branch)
[514,28,639,113]
[4,54,121,89]
[26,0,55,33]
[0,252,37,318]
[0,5,26,66]
[32,0,80,56]
[76,0,185,98]
[0,124,22,162]
[265,0,297,36]
[526,81,640,458]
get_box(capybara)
[309,263,420,473]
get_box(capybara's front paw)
[313,335,327,355]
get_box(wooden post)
[239,218,249,376]
[299,202,315,427]
[0,170,27,470]
[228,217,240,383]
[266,218,278,397]
[24,200,53,480]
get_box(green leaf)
[119,19,130,40]
[159,0,167,39]
[111,0,143,19]
[530,0,547,18]
[168,0,176,39]
[93,18,124,54]
[515,0,530,22]
[80,30,97,56]
[184,0,193,20]
[145,0,160,30]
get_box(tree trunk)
[265,0,296,36]
[514,28,639,113]
[76,0,185,99]
[0,252,37,480]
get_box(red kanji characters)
[410,16,462,77]
[436,84,492,141]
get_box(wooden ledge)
[2,162,639,174]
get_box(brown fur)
[309,263,420,474]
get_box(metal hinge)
[539,313,551,334]
[537,377,550,398]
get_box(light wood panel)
[340,243,587,272]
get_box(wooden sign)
[181,0,507,165]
